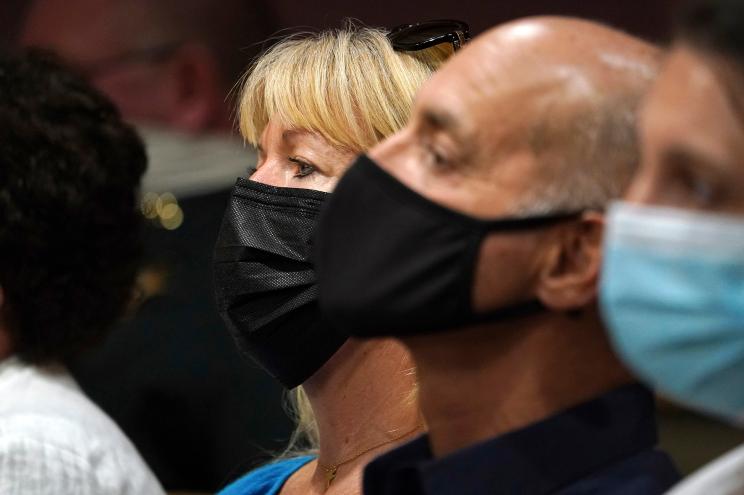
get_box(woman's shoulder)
[218,455,316,495]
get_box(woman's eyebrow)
[281,128,306,142]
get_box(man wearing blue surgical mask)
[600,0,744,493]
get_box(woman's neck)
[300,338,422,491]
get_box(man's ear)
[163,42,227,132]
[535,211,604,311]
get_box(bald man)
[314,17,680,494]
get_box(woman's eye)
[289,157,316,179]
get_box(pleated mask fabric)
[214,178,346,388]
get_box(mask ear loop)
[462,227,549,327]
[460,228,489,323]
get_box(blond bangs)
[238,25,452,152]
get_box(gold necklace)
[317,423,421,489]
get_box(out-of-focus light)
[140,191,185,230]
[140,192,159,219]
[160,205,184,230]
[160,203,180,221]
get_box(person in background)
[0,48,163,495]
[19,0,291,490]
[599,0,744,493]
[213,21,458,495]
[20,0,270,132]
[315,17,678,494]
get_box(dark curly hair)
[678,0,744,63]
[0,49,146,364]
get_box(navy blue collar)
[364,383,662,495]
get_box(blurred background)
[2,0,741,493]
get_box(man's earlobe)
[535,212,604,311]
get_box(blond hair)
[237,23,451,455]
[283,387,319,455]
[238,23,452,152]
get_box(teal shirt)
[218,456,316,495]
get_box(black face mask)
[213,178,346,388]
[315,154,582,337]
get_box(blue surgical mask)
[600,201,744,424]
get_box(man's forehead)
[21,0,136,61]
[643,48,744,157]
[415,41,564,146]
[415,44,503,131]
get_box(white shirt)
[138,125,256,198]
[668,443,744,495]
[0,357,165,495]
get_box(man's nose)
[369,128,408,174]
[623,165,658,206]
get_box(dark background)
[2,0,742,488]
[270,0,679,42]
[2,0,679,50]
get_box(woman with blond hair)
[213,20,467,495]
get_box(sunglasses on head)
[388,19,470,52]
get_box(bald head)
[473,17,657,76]
[415,17,661,214]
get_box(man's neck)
[300,338,422,490]
[404,310,633,458]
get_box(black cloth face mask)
[315,154,582,337]
[213,178,346,388]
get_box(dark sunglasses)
[388,19,470,52]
